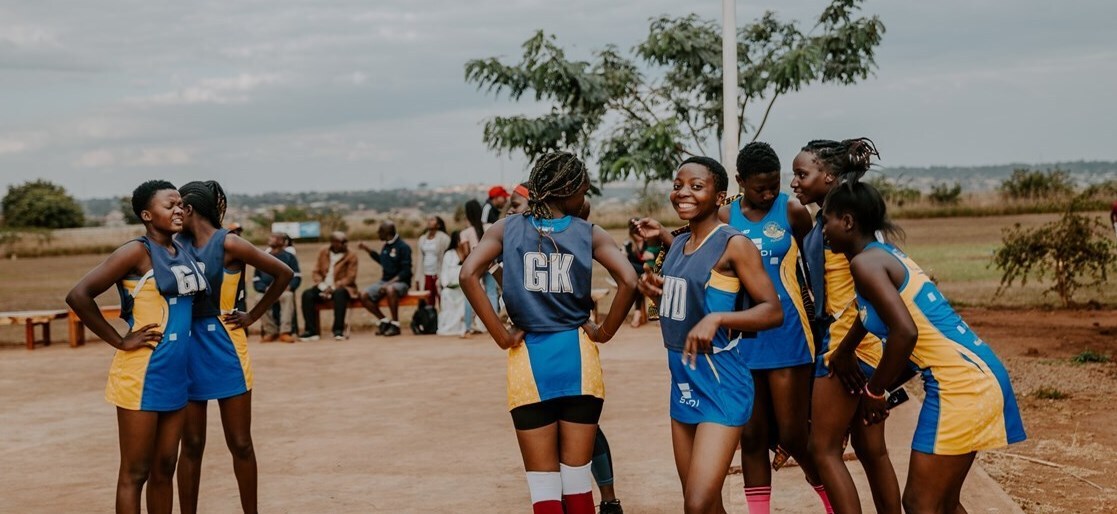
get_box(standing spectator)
[417,216,451,307]
[460,199,500,333]
[255,232,302,342]
[358,221,412,337]
[437,231,468,336]
[623,218,648,328]
[299,232,359,341]
[481,185,509,224]
[1110,200,1117,241]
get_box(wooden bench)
[67,305,123,348]
[0,310,69,350]
[314,290,428,331]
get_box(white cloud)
[0,24,61,49]
[74,147,192,168]
[136,73,283,106]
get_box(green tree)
[119,197,142,225]
[999,168,1074,200]
[2,180,85,229]
[992,196,1116,307]
[465,0,885,184]
[867,175,920,207]
[928,182,962,205]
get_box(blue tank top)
[118,236,207,322]
[179,229,230,317]
[728,195,814,368]
[658,225,746,352]
[501,215,594,332]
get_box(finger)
[136,323,160,332]
[145,331,164,341]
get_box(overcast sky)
[1,0,1114,198]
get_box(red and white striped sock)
[813,484,835,514]
[525,471,563,514]
[560,462,595,514]
[744,485,772,514]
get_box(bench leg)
[26,323,35,350]
[69,319,85,347]
[42,322,51,346]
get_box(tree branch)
[751,92,780,142]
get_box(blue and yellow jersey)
[507,328,604,410]
[180,229,253,401]
[815,246,884,375]
[658,225,755,426]
[857,242,1026,455]
[728,194,814,369]
[105,238,205,412]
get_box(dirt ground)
[1,312,1056,514]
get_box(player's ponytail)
[526,152,589,221]
[180,180,227,229]
[800,137,879,182]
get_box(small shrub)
[928,182,962,205]
[867,175,921,207]
[1071,349,1110,364]
[999,168,1074,200]
[1032,386,1070,400]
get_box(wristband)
[863,384,888,401]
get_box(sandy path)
[0,324,1020,513]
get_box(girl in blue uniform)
[722,142,829,513]
[175,181,294,514]
[639,156,783,514]
[821,180,1025,513]
[67,180,207,514]
[791,138,901,514]
[461,152,637,514]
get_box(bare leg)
[850,417,901,514]
[739,370,772,488]
[674,420,742,514]
[386,287,400,322]
[218,391,257,513]
[808,375,862,514]
[147,409,185,514]
[903,451,975,514]
[358,291,384,321]
[177,401,208,514]
[115,409,158,514]
[767,364,822,484]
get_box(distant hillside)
[79,161,1117,218]
[875,160,1117,192]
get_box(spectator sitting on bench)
[255,232,302,342]
[299,231,358,341]
[357,221,412,337]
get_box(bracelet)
[863,384,888,401]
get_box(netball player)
[792,139,900,513]
[821,179,1026,513]
[175,181,294,514]
[721,142,831,512]
[638,156,783,514]
[460,152,637,514]
[66,180,207,514]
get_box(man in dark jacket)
[358,221,412,337]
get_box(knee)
[739,430,766,455]
[150,453,178,481]
[683,491,716,514]
[119,460,151,486]
[902,489,937,514]
[358,291,370,301]
[386,288,398,298]
[851,437,888,463]
[180,432,206,459]
[227,436,256,462]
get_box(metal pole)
[721,0,739,189]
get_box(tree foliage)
[992,196,1116,307]
[928,182,962,205]
[866,174,920,207]
[2,179,85,229]
[999,168,1074,200]
[465,0,885,184]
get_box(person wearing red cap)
[482,185,511,225]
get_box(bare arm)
[851,252,918,425]
[585,226,637,343]
[224,235,293,328]
[787,196,813,250]
[460,219,520,349]
[65,242,162,351]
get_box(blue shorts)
[667,347,753,427]
[365,281,410,302]
[186,316,253,401]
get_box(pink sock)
[745,486,771,514]
[813,484,835,514]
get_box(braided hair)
[823,179,904,243]
[179,180,227,229]
[130,180,177,220]
[800,138,880,182]
[526,152,589,220]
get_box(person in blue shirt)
[254,232,302,342]
[460,152,637,514]
[639,156,783,514]
[358,221,412,337]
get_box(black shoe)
[376,321,389,335]
[333,331,346,341]
[599,499,623,514]
[298,332,320,341]
[383,324,401,337]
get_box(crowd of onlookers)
[247,184,548,341]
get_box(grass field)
[1,212,1113,344]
